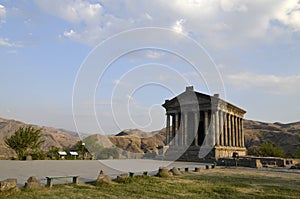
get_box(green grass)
[1,170,299,199]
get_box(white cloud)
[0,4,6,23]
[172,19,186,34]
[220,0,248,12]
[274,0,300,32]
[0,37,22,47]
[64,29,77,38]
[35,0,300,47]
[35,0,102,25]
[226,72,300,94]
[145,50,165,59]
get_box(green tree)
[248,142,285,157]
[259,142,285,157]
[5,126,44,160]
[292,146,300,158]
[74,140,89,159]
[47,146,59,160]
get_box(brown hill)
[106,120,299,157]
[110,129,166,153]
[84,128,166,158]
[99,120,300,157]
[0,118,80,159]
[244,120,300,156]
[1,117,299,159]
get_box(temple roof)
[162,86,246,114]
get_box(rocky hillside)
[83,129,166,158]
[85,120,300,158]
[244,120,300,156]
[1,117,299,159]
[0,118,80,159]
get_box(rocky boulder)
[0,178,17,192]
[24,176,42,189]
[157,167,170,177]
[96,170,111,185]
[170,167,181,176]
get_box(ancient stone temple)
[162,86,247,162]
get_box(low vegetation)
[5,126,45,160]
[1,169,299,199]
[247,141,285,157]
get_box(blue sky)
[1,0,300,135]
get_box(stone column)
[178,113,182,146]
[194,112,199,146]
[228,114,232,146]
[239,118,243,147]
[211,111,216,146]
[237,117,241,147]
[232,115,235,147]
[241,119,245,147]
[166,113,170,145]
[219,111,224,146]
[171,114,175,146]
[174,113,179,146]
[215,110,220,146]
[235,116,239,147]
[204,111,209,146]
[224,112,228,146]
[236,117,239,147]
[232,116,237,146]
[183,112,188,146]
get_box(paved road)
[0,159,207,187]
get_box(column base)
[214,146,247,159]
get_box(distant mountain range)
[0,117,299,159]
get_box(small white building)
[58,151,67,159]
[70,151,78,159]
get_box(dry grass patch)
[1,169,299,199]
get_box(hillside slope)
[85,120,300,157]
[1,117,299,159]
[83,128,166,158]
[244,120,300,155]
[0,118,80,159]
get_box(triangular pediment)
[162,88,213,108]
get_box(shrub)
[248,142,285,157]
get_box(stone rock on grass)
[115,173,130,183]
[170,167,181,176]
[24,176,42,189]
[157,167,170,177]
[194,167,201,172]
[0,178,18,192]
[96,170,111,185]
[255,160,263,168]
[116,173,129,180]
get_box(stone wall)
[214,146,247,159]
[217,158,262,168]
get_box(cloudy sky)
[1,0,300,135]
